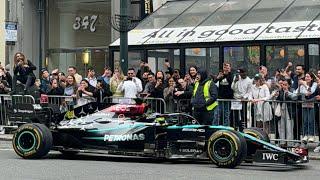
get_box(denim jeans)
[303,108,315,136]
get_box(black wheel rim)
[17,131,36,152]
[213,138,233,160]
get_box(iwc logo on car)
[104,134,145,142]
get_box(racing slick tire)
[243,127,270,142]
[12,123,52,159]
[207,130,247,168]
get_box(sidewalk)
[1,134,320,160]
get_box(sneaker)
[308,137,315,143]
[314,146,320,153]
[302,136,308,142]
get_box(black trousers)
[12,75,35,91]
[193,110,215,125]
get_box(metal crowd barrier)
[175,98,320,145]
[102,96,167,114]
[0,94,35,126]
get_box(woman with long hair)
[11,52,36,94]
[163,78,176,112]
[248,74,273,133]
[297,72,318,142]
[110,67,124,97]
[76,79,96,106]
[64,75,78,97]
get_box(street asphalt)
[0,148,319,180]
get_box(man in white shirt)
[85,67,97,87]
[127,68,143,93]
[231,68,252,131]
[117,77,138,99]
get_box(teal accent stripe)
[87,124,145,132]
[83,137,105,140]
[209,126,234,130]
[167,125,203,129]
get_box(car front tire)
[12,123,52,159]
[207,130,247,168]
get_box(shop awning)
[111,0,320,46]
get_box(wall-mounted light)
[82,50,90,65]
[45,56,49,67]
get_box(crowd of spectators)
[1,52,320,151]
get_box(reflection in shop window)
[185,48,219,76]
[309,44,319,72]
[224,46,260,77]
[266,45,304,77]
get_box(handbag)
[275,103,281,117]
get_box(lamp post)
[120,0,129,74]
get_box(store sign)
[73,15,98,32]
[256,21,312,40]
[110,20,320,46]
[5,22,18,42]
[216,23,269,42]
[298,20,320,39]
[144,27,195,44]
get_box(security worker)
[191,69,218,125]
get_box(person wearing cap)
[40,68,51,94]
[231,68,252,131]
[248,74,273,132]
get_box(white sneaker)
[308,137,315,143]
[314,146,320,153]
[302,136,308,142]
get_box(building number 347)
[73,15,98,32]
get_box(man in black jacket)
[11,52,36,94]
[191,69,218,125]
[214,62,233,126]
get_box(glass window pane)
[266,45,305,78]
[275,0,320,22]
[209,48,220,76]
[185,48,219,76]
[201,0,259,26]
[167,0,226,28]
[308,44,320,71]
[224,46,260,77]
[236,0,294,24]
[135,1,195,29]
[147,49,180,73]
[186,48,207,74]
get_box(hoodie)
[191,69,218,111]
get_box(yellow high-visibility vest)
[193,80,218,111]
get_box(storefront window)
[309,44,320,71]
[224,46,260,77]
[47,0,110,74]
[147,49,180,73]
[266,45,305,76]
[113,51,144,72]
[185,48,219,76]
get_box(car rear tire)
[207,130,247,168]
[12,123,52,159]
[243,127,270,142]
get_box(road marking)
[0,149,13,151]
